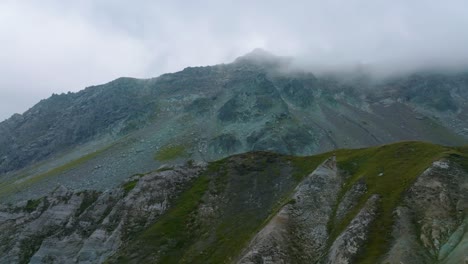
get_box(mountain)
[1,50,468,202]
[1,142,467,263]
[0,51,468,263]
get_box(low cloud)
[1,0,468,120]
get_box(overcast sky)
[1,0,468,121]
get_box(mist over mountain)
[0,50,467,200]
[0,49,468,263]
[2,0,468,121]
[2,1,468,263]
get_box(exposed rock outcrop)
[238,157,342,264]
[325,194,380,264]
[0,165,204,263]
[383,159,468,264]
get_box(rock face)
[239,157,342,263]
[2,51,468,203]
[236,160,379,264]
[0,165,204,263]
[236,148,468,264]
[383,159,468,264]
[325,194,380,264]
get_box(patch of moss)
[288,153,331,181]
[154,145,187,161]
[122,180,139,196]
[25,198,42,213]
[76,191,100,216]
[18,234,49,264]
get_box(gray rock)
[239,157,342,263]
[0,165,204,263]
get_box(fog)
[1,0,468,120]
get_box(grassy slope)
[114,152,328,263]
[119,174,211,263]
[113,141,467,263]
[0,145,113,200]
[153,145,187,161]
[330,141,457,263]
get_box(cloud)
[1,0,468,120]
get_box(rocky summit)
[0,51,467,263]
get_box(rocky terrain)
[1,49,468,202]
[0,51,467,263]
[0,142,466,263]
[0,164,205,263]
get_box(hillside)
[0,142,466,263]
[1,50,468,202]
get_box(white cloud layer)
[1,0,468,120]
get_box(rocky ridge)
[0,142,466,263]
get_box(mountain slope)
[0,142,466,263]
[1,50,468,202]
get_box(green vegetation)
[25,198,42,213]
[328,141,453,264]
[122,179,139,196]
[115,151,330,263]
[19,234,49,264]
[27,147,110,183]
[449,145,468,170]
[0,144,113,200]
[288,152,331,181]
[181,153,296,263]
[76,191,100,216]
[116,173,211,263]
[112,142,468,263]
[154,145,187,161]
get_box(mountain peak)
[243,48,275,59]
[234,48,290,67]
